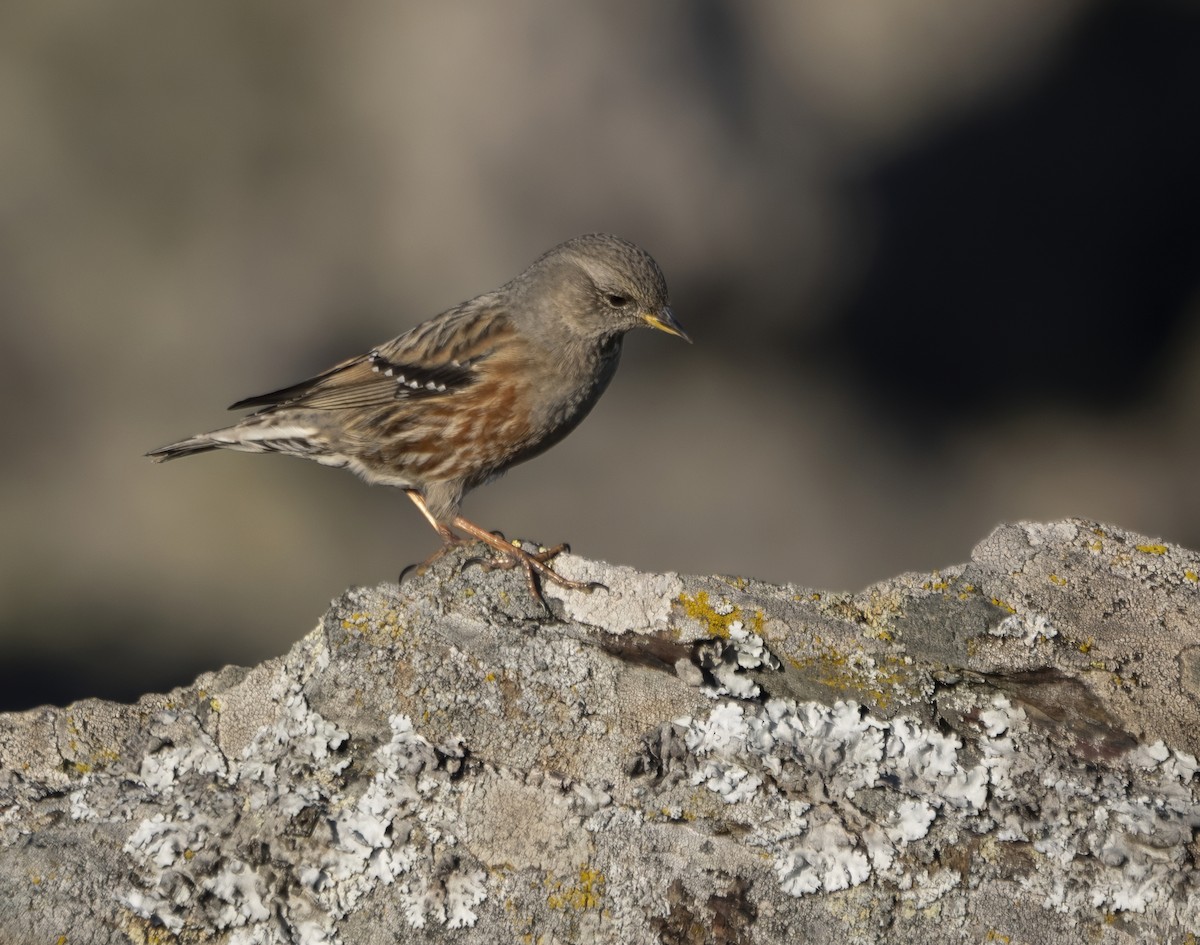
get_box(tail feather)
[147,419,328,463]
[146,436,225,462]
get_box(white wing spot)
[384,368,394,377]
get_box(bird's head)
[519,233,691,346]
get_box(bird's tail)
[145,435,226,462]
[147,417,327,463]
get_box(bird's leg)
[401,489,468,581]
[402,490,603,604]
[449,514,604,604]
[405,489,459,544]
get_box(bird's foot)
[399,536,470,584]
[463,539,570,575]
[463,538,606,609]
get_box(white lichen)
[673,690,1200,914]
[112,693,484,943]
[775,818,869,895]
[991,611,1058,645]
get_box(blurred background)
[2,0,1199,710]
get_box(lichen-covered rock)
[2,519,1199,943]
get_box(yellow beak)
[642,306,692,343]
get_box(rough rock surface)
[2,519,1199,944]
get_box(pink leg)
[403,490,603,606]
[402,489,466,575]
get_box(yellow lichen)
[339,610,368,631]
[649,805,696,823]
[342,609,404,640]
[122,918,178,945]
[825,591,903,633]
[990,597,1016,614]
[545,865,605,911]
[922,572,950,593]
[677,591,763,638]
[789,640,910,709]
[1048,573,1067,587]
[1136,543,1168,555]
[1077,639,1093,654]
[1185,570,1198,583]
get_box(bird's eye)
[605,293,631,308]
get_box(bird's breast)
[508,340,622,465]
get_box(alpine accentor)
[148,234,689,603]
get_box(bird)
[147,233,690,605]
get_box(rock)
[2,518,1199,943]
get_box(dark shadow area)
[0,617,239,712]
[830,0,1200,430]
[0,654,216,713]
[0,654,200,712]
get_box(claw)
[448,520,602,604]
[400,534,470,585]
[400,490,602,610]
